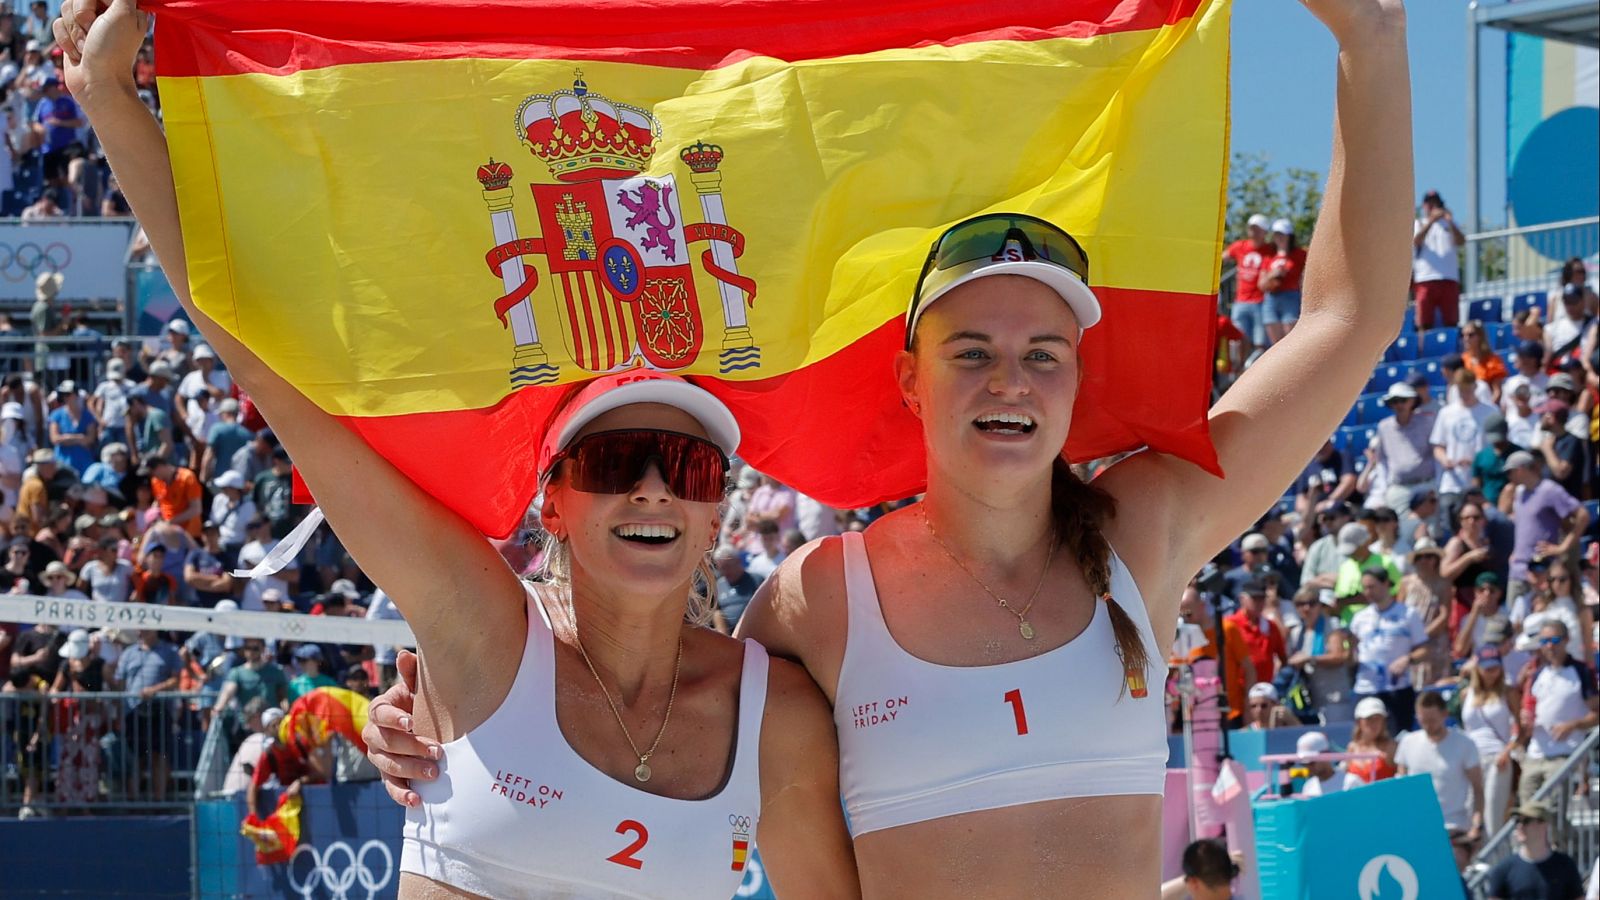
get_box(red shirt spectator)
[1225,583,1287,684]
[1224,238,1271,304]
[1261,246,1307,293]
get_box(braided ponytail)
[1049,458,1149,698]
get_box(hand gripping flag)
[151,0,1231,537]
[241,793,303,865]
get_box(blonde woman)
[1460,643,1518,835]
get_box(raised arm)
[59,0,524,726]
[1102,0,1412,616]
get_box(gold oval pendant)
[1019,622,1035,640]
[634,763,652,782]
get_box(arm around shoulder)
[755,656,860,900]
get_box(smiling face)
[897,275,1081,492]
[541,403,723,601]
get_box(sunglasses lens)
[909,215,1091,337]
[560,430,727,502]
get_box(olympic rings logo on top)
[728,814,752,830]
[286,838,394,900]
[0,242,74,284]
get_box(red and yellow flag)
[279,687,370,754]
[151,0,1230,537]
[241,793,302,865]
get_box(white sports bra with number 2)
[833,530,1168,837]
[401,583,768,899]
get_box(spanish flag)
[241,793,302,865]
[279,686,370,754]
[151,0,1230,537]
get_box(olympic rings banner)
[152,0,1231,537]
[0,220,137,303]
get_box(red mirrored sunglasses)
[545,429,729,503]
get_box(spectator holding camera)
[1412,190,1465,331]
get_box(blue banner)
[195,780,775,898]
[1254,775,1464,900]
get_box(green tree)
[1225,151,1324,244]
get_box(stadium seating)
[1334,424,1378,454]
[1384,334,1421,362]
[1414,357,1448,388]
[1466,297,1503,323]
[1487,322,1516,352]
[1420,327,1460,358]
[1511,292,1544,317]
[1364,364,1407,395]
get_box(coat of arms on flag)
[474,74,760,388]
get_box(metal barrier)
[0,689,208,815]
[1462,216,1600,313]
[0,334,114,390]
[1464,727,1600,897]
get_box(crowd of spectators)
[1188,198,1599,874]
[1,2,150,219]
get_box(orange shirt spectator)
[150,459,204,537]
[1184,618,1254,723]
[1226,604,1287,686]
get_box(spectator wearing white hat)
[0,400,32,511]
[1244,682,1291,730]
[31,271,66,373]
[1373,382,1437,491]
[1224,213,1273,347]
[89,357,133,446]
[1345,696,1400,784]
[222,701,285,796]
[1295,731,1366,796]
[156,318,194,376]
[40,559,88,600]
[209,469,256,568]
[1258,217,1307,346]
[46,378,98,477]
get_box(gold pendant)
[634,762,652,782]
[1019,621,1035,640]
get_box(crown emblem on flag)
[475,158,515,191]
[518,72,662,182]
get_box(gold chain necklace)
[567,599,684,783]
[921,506,1056,640]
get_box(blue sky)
[1231,0,1506,227]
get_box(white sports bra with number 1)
[401,583,768,899]
[833,530,1169,837]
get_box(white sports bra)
[401,583,768,899]
[833,531,1168,837]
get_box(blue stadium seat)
[1352,453,1368,475]
[1385,334,1421,363]
[1416,358,1448,388]
[1511,292,1544,317]
[1586,501,1599,530]
[1365,364,1406,395]
[1335,424,1378,456]
[1398,313,1417,335]
[1467,297,1503,323]
[1342,405,1361,428]
[1358,393,1388,424]
[1487,322,1516,352]
[1421,327,1460,358]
